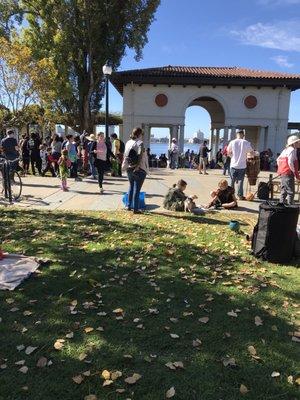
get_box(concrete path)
[1,168,276,214]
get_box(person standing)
[227,130,253,200]
[20,134,30,175]
[28,132,42,175]
[65,134,81,181]
[198,140,210,175]
[110,133,124,177]
[92,132,115,194]
[122,127,149,214]
[0,130,19,174]
[277,135,300,205]
[169,138,179,169]
[86,133,97,179]
[222,143,231,176]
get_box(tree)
[0,0,160,132]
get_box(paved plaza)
[1,168,275,213]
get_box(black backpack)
[119,140,125,154]
[127,148,139,167]
[257,182,270,200]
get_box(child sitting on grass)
[207,179,237,209]
[58,149,71,191]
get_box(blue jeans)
[127,169,146,211]
[230,167,246,197]
[88,154,97,177]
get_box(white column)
[223,126,229,145]
[143,124,150,150]
[209,128,214,161]
[179,124,185,153]
[171,125,178,142]
[258,126,265,152]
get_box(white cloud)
[271,55,294,67]
[258,0,300,5]
[231,21,300,52]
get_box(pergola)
[111,66,300,156]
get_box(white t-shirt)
[228,138,253,169]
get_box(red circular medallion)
[155,94,168,107]
[244,95,257,109]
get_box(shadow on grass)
[0,209,298,400]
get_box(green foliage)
[0,0,161,131]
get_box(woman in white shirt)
[122,127,149,214]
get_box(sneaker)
[133,210,143,214]
[74,177,82,182]
[204,172,209,175]
[99,188,104,194]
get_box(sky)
[108,0,300,138]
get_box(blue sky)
[109,0,300,138]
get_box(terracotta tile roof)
[111,65,300,94]
[114,65,300,79]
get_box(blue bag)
[122,192,146,209]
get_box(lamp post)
[102,63,112,140]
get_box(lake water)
[150,143,200,156]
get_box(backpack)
[119,140,125,154]
[257,182,270,200]
[127,147,139,167]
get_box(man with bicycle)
[0,130,19,170]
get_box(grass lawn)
[0,209,299,400]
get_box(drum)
[246,152,260,185]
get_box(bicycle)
[0,157,23,202]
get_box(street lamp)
[102,63,113,140]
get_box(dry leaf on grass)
[247,346,257,356]
[227,310,238,317]
[19,366,28,374]
[103,379,113,387]
[255,316,263,326]
[166,386,176,398]
[72,374,84,384]
[111,371,122,380]
[222,357,236,367]
[84,395,97,400]
[101,370,111,380]
[36,357,47,368]
[116,388,126,393]
[54,339,65,350]
[271,371,280,378]
[240,384,249,394]
[84,327,94,333]
[124,373,141,384]
[25,346,37,355]
[199,317,209,324]
[78,353,87,361]
[192,338,202,348]
[113,308,124,314]
[17,345,25,351]
[170,333,179,339]
[66,332,74,339]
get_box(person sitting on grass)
[163,179,205,214]
[207,179,237,209]
[58,149,71,191]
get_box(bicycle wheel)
[10,171,22,200]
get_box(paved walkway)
[1,168,275,214]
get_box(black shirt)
[199,144,210,158]
[1,136,18,160]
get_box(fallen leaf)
[255,316,263,326]
[116,388,126,393]
[36,357,47,368]
[84,395,97,400]
[247,345,257,356]
[124,373,141,384]
[19,366,28,374]
[23,311,33,316]
[17,345,25,351]
[84,327,94,333]
[192,339,202,348]
[78,353,87,361]
[111,371,122,380]
[271,371,280,378]
[83,370,91,377]
[165,362,176,370]
[54,339,65,350]
[222,357,236,367]
[199,317,209,324]
[173,361,184,369]
[166,386,176,398]
[66,332,74,339]
[113,308,124,314]
[287,375,293,385]
[295,377,300,385]
[101,370,111,380]
[240,384,249,394]
[103,379,114,387]
[227,310,238,317]
[170,333,179,339]
[15,360,25,365]
[72,374,84,384]
[25,346,37,355]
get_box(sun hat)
[286,134,300,147]
[87,133,97,141]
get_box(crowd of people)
[1,127,300,212]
